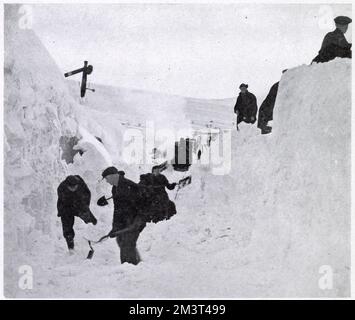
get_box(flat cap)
[239,83,248,89]
[102,166,120,178]
[334,16,352,25]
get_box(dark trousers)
[61,215,75,249]
[237,113,256,125]
[257,110,268,129]
[116,229,143,265]
[60,210,96,238]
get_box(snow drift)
[3,4,350,298]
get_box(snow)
[3,4,350,298]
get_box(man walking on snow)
[102,167,146,265]
[57,175,97,251]
[234,83,258,127]
[313,15,352,63]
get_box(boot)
[261,126,272,135]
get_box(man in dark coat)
[313,16,352,63]
[234,83,258,126]
[57,175,97,250]
[138,165,177,223]
[257,82,279,134]
[257,69,289,134]
[102,167,146,265]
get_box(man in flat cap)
[57,175,97,251]
[234,83,258,128]
[313,15,352,63]
[101,167,145,265]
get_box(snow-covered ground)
[3,4,350,298]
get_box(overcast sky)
[31,3,352,99]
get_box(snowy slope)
[3,4,350,298]
[67,80,235,130]
[4,5,77,297]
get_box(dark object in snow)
[234,88,258,126]
[57,175,97,250]
[197,149,202,160]
[97,195,112,206]
[86,240,94,259]
[64,61,95,98]
[95,136,103,144]
[173,138,192,172]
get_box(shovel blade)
[86,249,94,259]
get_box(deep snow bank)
[268,59,351,296]
[3,5,78,296]
[220,59,351,297]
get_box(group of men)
[233,15,352,135]
[57,166,177,265]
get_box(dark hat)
[66,175,80,186]
[334,16,352,25]
[101,166,119,178]
[239,83,248,89]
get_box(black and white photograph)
[1,1,352,299]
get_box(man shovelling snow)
[59,164,191,264]
[57,175,98,251]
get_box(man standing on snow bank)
[234,83,258,127]
[313,16,352,63]
[102,167,146,265]
[57,175,97,251]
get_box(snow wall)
[3,4,350,298]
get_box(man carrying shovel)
[99,167,146,265]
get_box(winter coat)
[138,173,177,223]
[313,28,352,63]
[57,175,91,218]
[111,177,141,230]
[234,91,258,124]
[258,82,279,125]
